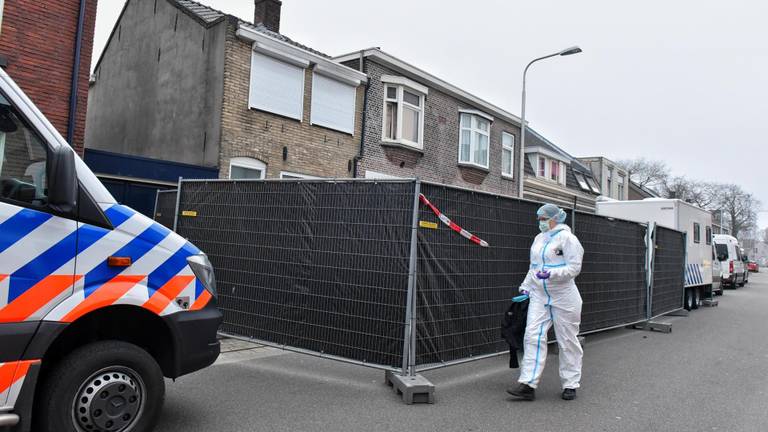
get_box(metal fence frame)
[172,177,686,377]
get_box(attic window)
[574,173,591,192]
[535,155,566,186]
[585,176,601,194]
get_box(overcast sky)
[93,0,768,229]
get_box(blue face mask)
[538,220,551,233]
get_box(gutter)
[67,0,87,145]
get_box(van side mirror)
[46,146,77,214]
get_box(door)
[0,93,77,403]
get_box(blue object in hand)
[535,270,551,280]
[512,294,529,303]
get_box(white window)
[311,73,356,134]
[280,171,322,179]
[586,176,601,194]
[617,175,625,199]
[535,155,566,185]
[501,132,514,178]
[458,113,490,168]
[383,84,425,148]
[538,156,547,177]
[248,51,305,121]
[229,157,266,179]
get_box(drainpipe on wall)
[352,50,369,178]
[67,0,87,146]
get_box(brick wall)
[0,0,98,154]
[353,59,521,197]
[218,22,363,179]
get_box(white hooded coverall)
[518,223,585,389]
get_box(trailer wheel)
[35,340,165,432]
[692,288,700,310]
[684,288,694,311]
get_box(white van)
[713,235,747,288]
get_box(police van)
[0,69,221,431]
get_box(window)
[617,175,625,199]
[280,171,321,179]
[501,132,514,178]
[0,94,49,208]
[706,226,712,245]
[586,176,601,194]
[249,51,305,121]
[458,113,490,168]
[383,84,424,148]
[574,173,591,192]
[550,159,560,183]
[537,156,546,177]
[693,222,701,243]
[715,243,728,260]
[607,167,613,197]
[311,73,356,134]
[229,157,266,179]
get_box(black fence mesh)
[414,183,537,365]
[575,212,648,332]
[153,190,178,230]
[652,226,685,316]
[175,180,415,369]
[413,184,650,366]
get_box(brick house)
[335,48,523,196]
[0,0,98,154]
[85,0,366,215]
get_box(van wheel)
[684,288,694,311]
[35,341,165,432]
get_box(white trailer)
[595,198,715,311]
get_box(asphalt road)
[157,272,768,432]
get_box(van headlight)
[187,253,217,298]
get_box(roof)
[174,0,331,58]
[524,128,592,174]
[334,48,521,127]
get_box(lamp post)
[518,46,583,198]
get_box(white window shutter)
[310,73,356,134]
[249,51,305,120]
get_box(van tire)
[35,340,165,432]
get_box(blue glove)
[512,294,529,303]
[535,270,551,280]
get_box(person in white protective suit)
[507,203,585,401]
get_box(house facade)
[0,0,98,154]
[577,156,630,201]
[335,48,523,197]
[523,130,600,212]
[86,0,366,215]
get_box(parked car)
[748,261,759,272]
[713,234,747,288]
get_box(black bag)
[500,298,529,368]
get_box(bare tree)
[711,184,760,238]
[616,158,670,190]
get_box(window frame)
[693,222,701,244]
[585,175,602,194]
[458,112,491,169]
[501,131,515,179]
[279,171,322,179]
[574,172,591,192]
[706,226,712,245]
[381,83,425,149]
[229,157,267,180]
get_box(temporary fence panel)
[175,179,416,369]
[651,226,686,317]
[153,189,178,230]
[412,184,651,368]
[575,212,648,332]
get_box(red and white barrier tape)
[419,194,489,247]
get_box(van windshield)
[715,244,728,259]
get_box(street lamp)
[517,46,583,198]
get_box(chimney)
[254,0,282,33]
